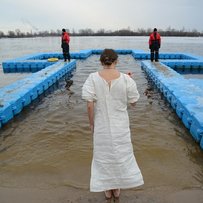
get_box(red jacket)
[149,32,161,48]
[62,32,70,44]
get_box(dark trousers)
[62,44,71,62]
[150,48,159,62]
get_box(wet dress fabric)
[82,72,144,192]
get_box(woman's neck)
[103,64,116,69]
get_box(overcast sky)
[1,0,203,33]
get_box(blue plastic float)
[1,49,203,150]
[0,60,76,127]
[141,58,203,150]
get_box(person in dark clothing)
[149,28,161,62]
[61,28,71,62]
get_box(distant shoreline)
[1,35,203,39]
[1,28,203,38]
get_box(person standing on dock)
[61,28,71,62]
[82,49,144,202]
[149,28,161,62]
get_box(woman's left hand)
[127,72,133,77]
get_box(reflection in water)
[0,55,203,193]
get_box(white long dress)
[82,72,144,192]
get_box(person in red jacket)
[149,28,161,62]
[61,28,71,62]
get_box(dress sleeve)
[126,76,140,103]
[82,73,97,102]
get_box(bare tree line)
[0,27,202,38]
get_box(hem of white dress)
[90,179,144,192]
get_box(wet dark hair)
[100,49,118,66]
[62,28,66,32]
[154,28,157,32]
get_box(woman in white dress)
[82,49,144,202]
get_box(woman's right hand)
[90,124,94,135]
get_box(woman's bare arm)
[87,101,94,134]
